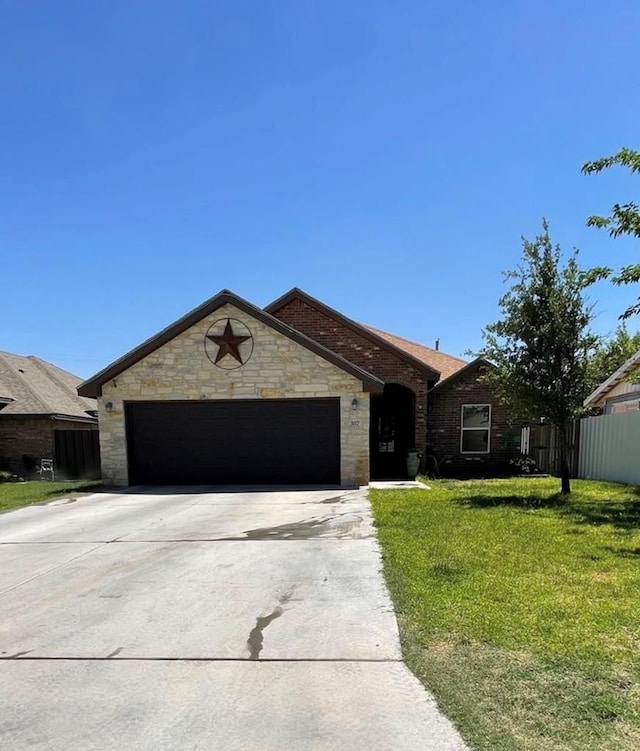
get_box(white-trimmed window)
[460,404,491,454]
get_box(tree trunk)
[557,423,571,494]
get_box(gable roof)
[428,357,494,391]
[78,290,384,398]
[584,349,640,407]
[265,287,465,381]
[362,326,467,381]
[0,351,97,420]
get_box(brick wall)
[0,417,97,477]
[271,299,433,455]
[427,362,522,474]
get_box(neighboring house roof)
[78,290,384,398]
[0,351,97,420]
[584,349,640,408]
[265,287,464,381]
[362,326,467,381]
[428,357,494,391]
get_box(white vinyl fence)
[578,411,640,486]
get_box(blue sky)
[2,1,639,378]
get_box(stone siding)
[98,303,369,486]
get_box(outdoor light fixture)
[351,398,358,411]
[105,402,114,413]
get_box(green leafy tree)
[477,221,598,494]
[582,147,640,318]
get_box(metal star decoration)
[206,319,251,365]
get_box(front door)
[370,384,415,479]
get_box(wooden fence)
[54,430,101,480]
[528,421,580,477]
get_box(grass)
[370,477,640,751]
[0,478,102,513]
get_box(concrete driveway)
[0,487,467,750]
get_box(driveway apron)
[0,487,467,750]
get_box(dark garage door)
[126,398,341,485]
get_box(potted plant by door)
[406,449,420,478]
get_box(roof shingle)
[362,326,468,381]
[0,351,97,419]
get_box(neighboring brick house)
[0,351,99,479]
[79,288,521,486]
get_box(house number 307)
[350,419,361,427]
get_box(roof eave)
[583,349,640,407]
[429,357,494,391]
[51,413,99,423]
[78,290,384,398]
[0,412,97,422]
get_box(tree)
[477,221,598,494]
[582,147,640,319]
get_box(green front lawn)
[0,479,102,513]
[370,478,640,751]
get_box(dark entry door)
[126,398,340,485]
[370,384,415,479]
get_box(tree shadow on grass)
[560,500,640,531]
[455,490,640,530]
[602,545,640,558]
[455,493,569,511]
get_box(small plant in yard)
[508,455,538,474]
[0,469,24,483]
[370,477,640,751]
